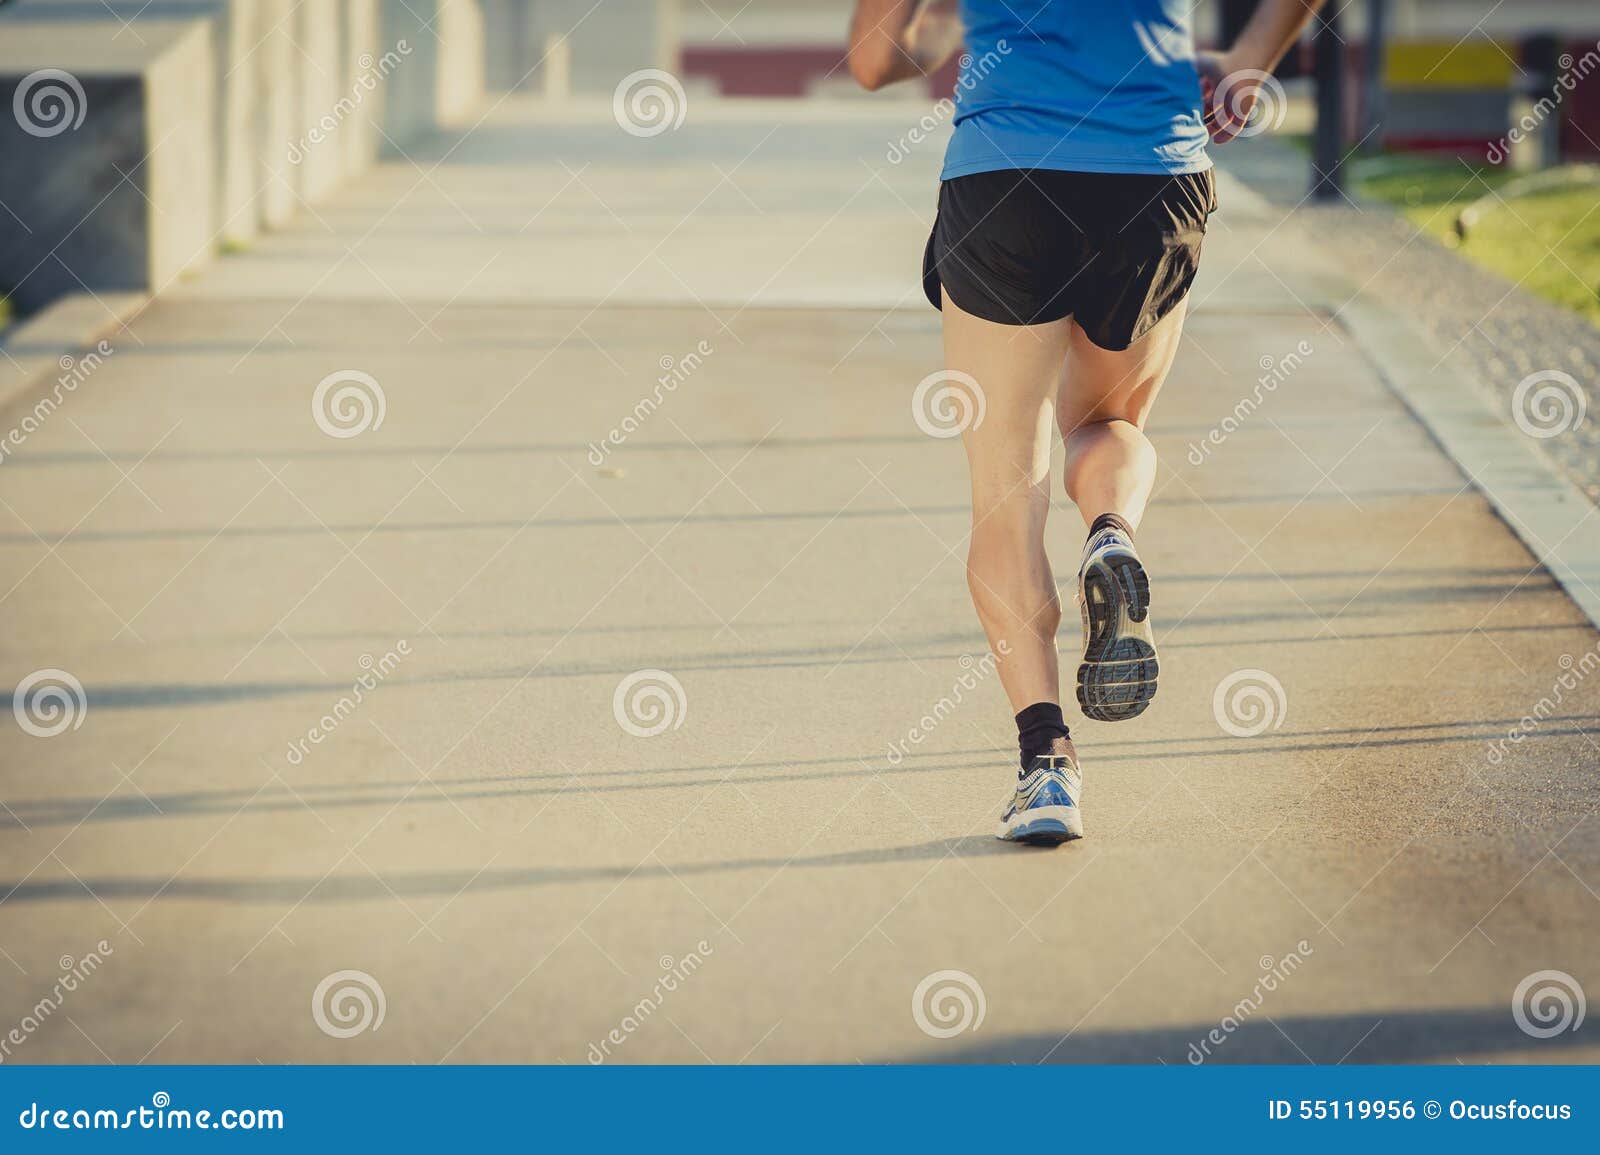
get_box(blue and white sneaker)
[1076,523,1158,722]
[996,752,1083,845]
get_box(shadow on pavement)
[0,835,1024,904]
[909,1007,1591,1065]
[2,715,1595,833]
[2,716,1596,833]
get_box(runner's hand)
[907,2,965,72]
[1196,50,1260,144]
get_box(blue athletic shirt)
[943,0,1211,178]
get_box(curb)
[0,292,150,423]
[1338,297,1600,633]
[1213,159,1600,634]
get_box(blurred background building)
[2,0,1599,315]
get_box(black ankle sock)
[1015,701,1070,772]
[1088,511,1134,541]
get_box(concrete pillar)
[378,0,484,153]
[339,0,384,176]
[0,20,217,309]
[294,0,345,204]
[260,0,300,226]
[2,0,266,245]
[480,0,531,92]
[528,0,680,97]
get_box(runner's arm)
[1227,0,1328,73]
[1198,0,1329,143]
[847,0,964,92]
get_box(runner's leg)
[1058,300,1188,530]
[1057,301,1189,720]
[940,290,1073,715]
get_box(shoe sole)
[1076,548,1159,722]
[996,806,1083,846]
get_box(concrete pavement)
[1,97,1598,1064]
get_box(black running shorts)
[922,168,1218,350]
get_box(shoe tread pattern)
[1076,548,1158,722]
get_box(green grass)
[1351,153,1600,327]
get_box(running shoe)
[1075,523,1159,721]
[996,752,1083,845]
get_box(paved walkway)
[2,98,1598,1064]
[1225,135,1600,509]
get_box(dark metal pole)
[1218,0,1254,45]
[1361,0,1389,150]
[1523,33,1564,169]
[1312,5,1346,201]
